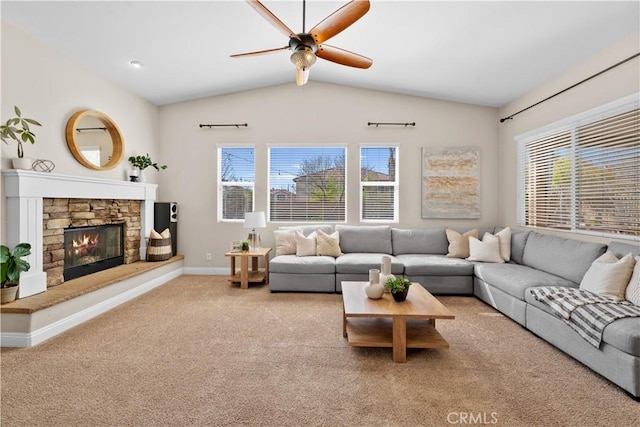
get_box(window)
[269,146,346,222]
[517,95,639,238]
[360,146,398,221]
[218,146,255,221]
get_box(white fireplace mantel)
[2,170,157,298]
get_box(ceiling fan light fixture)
[290,47,316,70]
[296,67,310,86]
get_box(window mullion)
[570,128,578,232]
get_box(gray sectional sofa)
[268,224,640,399]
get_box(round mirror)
[65,110,124,170]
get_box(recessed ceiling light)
[130,60,143,69]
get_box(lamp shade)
[244,211,266,229]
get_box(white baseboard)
[1,267,183,348]
[183,267,228,275]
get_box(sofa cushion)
[391,227,448,255]
[475,263,575,300]
[397,254,475,276]
[483,227,511,262]
[295,231,317,256]
[335,225,392,254]
[510,231,530,264]
[446,228,478,258]
[335,253,403,274]
[270,255,335,274]
[626,256,640,306]
[522,232,606,284]
[609,242,640,304]
[579,252,635,300]
[607,241,640,258]
[467,235,504,263]
[525,289,640,356]
[273,229,298,256]
[316,230,342,257]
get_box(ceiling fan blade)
[309,0,370,45]
[246,0,301,41]
[316,44,372,69]
[230,46,289,58]
[295,68,310,86]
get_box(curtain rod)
[199,123,248,128]
[368,122,416,127]
[499,52,640,123]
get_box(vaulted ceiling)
[2,1,638,107]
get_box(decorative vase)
[365,281,384,299]
[1,285,19,304]
[12,157,34,170]
[369,268,380,284]
[129,168,140,182]
[380,255,395,292]
[391,287,409,302]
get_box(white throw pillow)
[625,255,640,306]
[483,227,511,262]
[580,252,635,300]
[273,229,297,256]
[295,231,317,257]
[467,234,504,263]
[446,228,478,258]
[316,230,342,257]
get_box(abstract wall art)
[421,147,480,218]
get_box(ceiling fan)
[231,0,373,86]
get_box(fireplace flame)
[72,233,99,256]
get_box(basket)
[147,229,172,262]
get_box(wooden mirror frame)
[65,110,124,170]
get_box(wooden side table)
[224,247,271,289]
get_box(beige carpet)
[1,275,637,426]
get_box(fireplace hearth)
[64,224,125,281]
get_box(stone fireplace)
[2,170,157,298]
[43,198,142,286]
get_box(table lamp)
[244,211,266,250]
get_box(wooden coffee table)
[342,281,455,362]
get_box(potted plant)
[385,276,412,302]
[240,240,250,252]
[1,243,31,304]
[0,106,42,170]
[128,153,167,182]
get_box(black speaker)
[154,202,178,256]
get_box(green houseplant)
[128,153,167,171]
[1,243,31,303]
[385,276,412,302]
[128,154,167,182]
[0,106,42,169]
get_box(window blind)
[575,109,639,236]
[360,146,398,221]
[518,98,639,238]
[269,146,346,222]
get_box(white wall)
[497,32,640,244]
[158,83,499,270]
[1,22,159,242]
